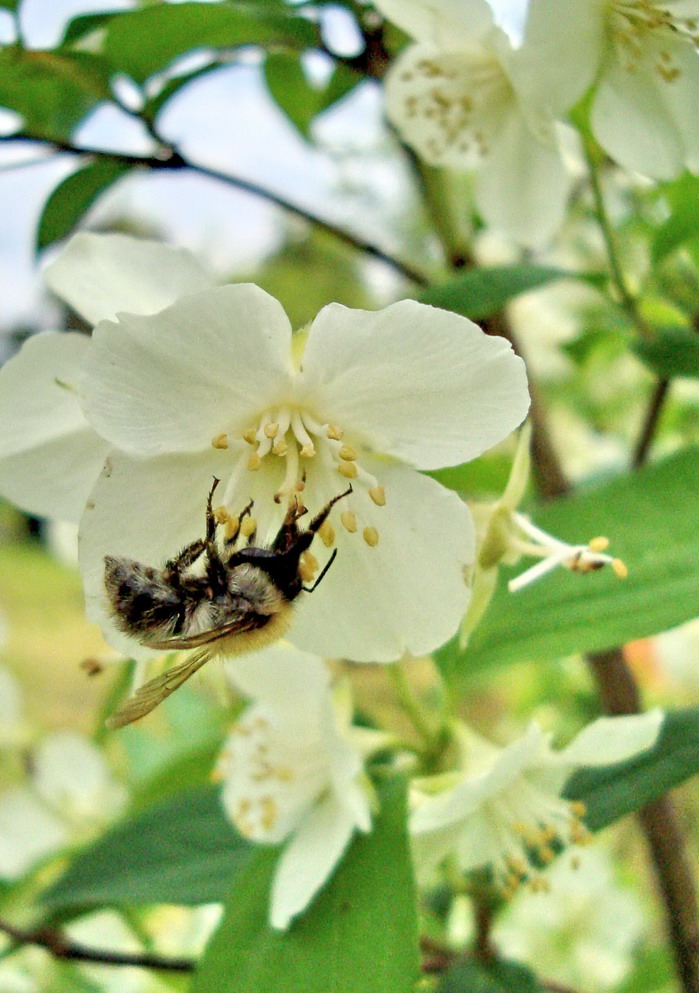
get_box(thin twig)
[0,133,428,285]
[0,918,195,972]
[632,378,670,468]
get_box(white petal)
[44,232,215,325]
[0,332,110,521]
[289,460,475,661]
[522,0,603,114]
[269,794,359,929]
[32,731,126,823]
[476,112,572,247]
[0,787,67,878]
[373,0,494,46]
[225,644,331,710]
[557,710,664,768]
[299,299,529,470]
[82,284,294,456]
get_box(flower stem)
[388,661,446,760]
[632,377,671,468]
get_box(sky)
[0,0,527,333]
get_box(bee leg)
[223,498,254,547]
[302,548,338,593]
[305,485,353,536]
[271,495,307,552]
[162,538,207,585]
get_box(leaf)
[0,47,110,139]
[42,785,253,911]
[437,958,543,993]
[36,158,133,252]
[103,3,319,84]
[0,0,20,10]
[60,11,117,45]
[565,709,699,831]
[418,265,570,320]
[633,327,699,379]
[191,776,419,993]
[438,448,699,678]
[264,52,317,138]
[653,174,699,263]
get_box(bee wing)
[106,648,212,729]
[146,614,264,651]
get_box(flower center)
[610,2,699,79]
[483,778,590,895]
[210,406,386,557]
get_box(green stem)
[388,661,445,758]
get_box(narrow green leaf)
[36,158,132,253]
[42,785,253,911]
[264,52,317,138]
[0,0,20,11]
[633,327,699,379]
[60,11,117,45]
[191,776,419,993]
[440,447,699,677]
[565,709,699,831]
[437,958,543,993]
[653,174,699,262]
[419,266,569,320]
[104,3,319,84]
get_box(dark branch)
[632,378,670,468]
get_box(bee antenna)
[302,548,338,593]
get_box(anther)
[326,424,344,441]
[243,427,258,445]
[338,444,357,461]
[247,453,262,471]
[241,516,257,538]
[300,442,316,458]
[369,485,386,506]
[570,800,587,818]
[612,558,629,579]
[272,440,288,457]
[214,505,231,524]
[211,433,229,449]
[264,422,279,439]
[363,526,379,547]
[295,478,306,492]
[260,796,278,831]
[299,551,319,583]
[588,535,609,552]
[338,461,358,479]
[318,520,335,547]
[341,510,357,533]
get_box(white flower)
[0,232,529,663]
[218,644,382,929]
[524,0,699,179]
[375,0,573,245]
[495,847,645,992]
[0,730,127,879]
[0,665,30,749]
[409,710,663,889]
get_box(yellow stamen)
[570,800,587,818]
[326,424,344,441]
[363,526,379,547]
[338,461,358,479]
[211,432,229,449]
[260,796,278,831]
[341,510,357,533]
[300,442,316,458]
[272,440,288,457]
[295,477,306,492]
[299,551,319,583]
[338,444,357,461]
[240,516,257,538]
[588,535,609,552]
[369,485,386,506]
[243,427,258,445]
[319,520,335,547]
[247,453,262,471]
[214,505,231,525]
[264,422,279,439]
[612,558,628,579]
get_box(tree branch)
[0,918,195,972]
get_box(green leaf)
[419,266,570,320]
[440,447,699,677]
[264,52,317,138]
[0,0,20,11]
[653,174,699,263]
[42,785,253,911]
[633,327,699,379]
[566,709,699,831]
[36,158,133,252]
[437,958,543,993]
[0,47,110,139]
[103,3,319,84]
[191,776,419,993]
[60,11,117,45]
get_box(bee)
[103,479,351,729]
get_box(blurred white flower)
[654,616,699,696]
[219,644,385,929]
[524,0,699,178]
[409,711,663,889]
[0,232,529,663]
[0,730,127,879]
[375,0,573,245]
[0,665,30,749]
[495,847,645,991]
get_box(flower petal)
[225,643,331,710]
[476,113,572,247]
[269,794,359,929]
[557,710,664,768]
[82,284,294,456]
[0,787,67,878]
[32,731,126,824]
[299,300,529,471]
[373,0,494,47]
[44,232,215,325]
[0,332,110,521]
[289,460,475,661]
